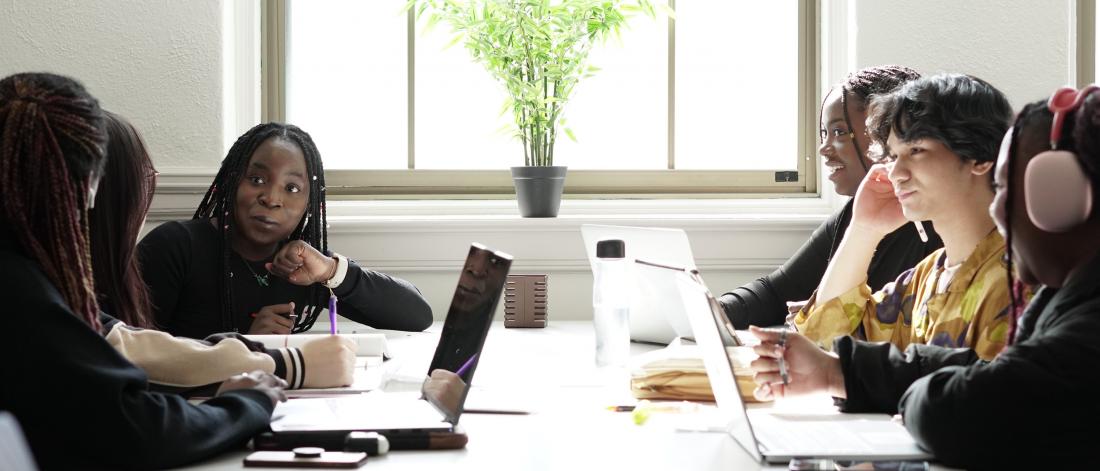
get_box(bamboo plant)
[411,0,664,167]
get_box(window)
[273,0,817,197]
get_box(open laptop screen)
[674,272,765,462]
[426,243,512,422]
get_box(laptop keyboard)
[751,416,873,453]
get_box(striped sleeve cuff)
[271,347,306,389]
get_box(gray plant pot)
[510,166,567,218]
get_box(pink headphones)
[1024,85,1098,232]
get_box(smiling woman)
[137,123,433,339]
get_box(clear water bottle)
[593,239,630,367]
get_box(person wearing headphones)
[749,85,1100,468]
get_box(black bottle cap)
[596,239,625,259]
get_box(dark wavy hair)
[868,73,1013,168]
[90,111,156,328]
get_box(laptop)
[265,243,513,448]
[580,224,695,344]
[671,271,933,463]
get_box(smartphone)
[243,450,367,468]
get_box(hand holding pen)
[747,326,846,401]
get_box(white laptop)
[672,271,933,464]
[580,224,695,344]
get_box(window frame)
[262,0,820,199]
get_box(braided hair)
[0,73,107,331]
[194,123,328,333]
[820,65,922,170]
[1004,92,1100,343]
[1001,104,1036,344]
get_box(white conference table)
[181,321,941,471]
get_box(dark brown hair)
[90,110,156,328]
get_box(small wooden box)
[503,274,548,328]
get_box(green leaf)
[563,127,577,142]
[416,0,668,165]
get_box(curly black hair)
[868,73,1013,167]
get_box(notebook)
[673,271,933,463]
[580,224,696,344]
[265,243,513,447]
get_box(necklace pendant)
[255,274,270,287]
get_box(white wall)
[854,0,1073,108]
[1,0,1082,323]
[0,0,226,169]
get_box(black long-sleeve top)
[833,253,1100,469]
[138,219,433,338]
[719,200,942,329]
[0,238,273,470]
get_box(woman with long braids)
[93,111,356,393]
[747,86,1100,468]
[138,123,433,338]
[719,65,943,329]
[0,72,286,468]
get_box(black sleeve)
[833,336,979,414]
[326,258,434,331]
[137,221,192,329]
[895,315,1099,468]
[718,204,849,329]
[4,268,273,469]
[865,221,943,291]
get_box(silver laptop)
[580,224,695,344]
[673,271,933,464]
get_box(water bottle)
[593,239,630,368]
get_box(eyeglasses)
[145,167,159,189]
[144,167,159,211]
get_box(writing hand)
[300,335,357,388]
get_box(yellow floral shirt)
[793,230,1010,360]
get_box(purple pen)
[328,293,338,335]
[455,353,479,377]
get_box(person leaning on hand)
[747,85,1100,468]
[90,110,356,394]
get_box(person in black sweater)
[138,123,433,338]
[747,90,1100,468]
[720,65,942,329]
[92,110,356,393]
[0,72,286,469]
